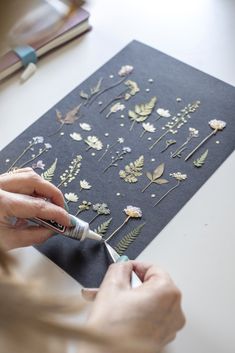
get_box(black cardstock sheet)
[0,41,235,287]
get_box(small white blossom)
[32,160,45,170]
[118,65,134,76]
[80,179,92,190]
[33,136,44,144]
[79,123,91,131]
[118,137,124,143]
[142,122,156,133]
[209,119,226,131]
[170,172,187,181]
[157,108,171,118]
[85,136,103,150]
[44,143,52,150]
[70,132,82,141]
[189,127,199,137]
[123,146,131,153]
[64,192,79,203]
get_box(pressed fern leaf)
[94,218,112,236]
[119,155,144,183]
[129,97,157,130]
[41,158,57,182]
[193,149,208,168]
[114,223,145,255]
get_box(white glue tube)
[30,214,102,241]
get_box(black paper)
[1,40,235,287]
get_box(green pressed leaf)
[114,223,145,255]
[119,155,144,183]
[193,149,208,168]
[94,218,112,236]
[41,158,57,182]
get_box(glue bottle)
[30,215,102,241]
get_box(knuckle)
[35,199,47,213]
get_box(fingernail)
[70,215,77,227]
[64,201,69,212]
[117,255,129,263]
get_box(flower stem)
[18,147,47,169]
[141,181,152,193]
[99,89,127,113]
[130,120,136,131]
[140,130,145,138]
[153,181,180,207]
[106,111,112,118]
[185,129,217,161]
[149,130,169,150]
[155,115,162,122]
[7,142,34,172]
[88,76,127,106]
[105,216,130,242]
[171,137,191,158]
[89,213,99,224]
[48,122,65,137]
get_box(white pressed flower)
[122,146,131,153]
[189,127,199,137]
[65,192,79,202]
[44,143,52,149]
[157,108,171,118]
[209,119,226,130]
[118,65,134,76]
[111,102,125,112]
[70,132,82,141]
[170,172,187,181]
[142,122,156,133]
[33,136,44,144]
[32,160,45,170]
[79,123,91,131]
[118,137,124,143]
[124,205,142,218]
[85,136,103,150]
[80,179,92,190]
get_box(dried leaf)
[146,172,153,181]
[94,218,112,236]
[41,158,57,182]
[154,178,169,185]
[129,97,157,129]
[119,155,144,183]
[63,104,82,124]
[193,149,208,167]
[114,223,145,255]
[90,78,103,95]
[80,90,89,100]
[153,163,164,179]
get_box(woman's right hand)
[82,261,185,353]
[0,168,71,250]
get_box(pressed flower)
[103,146,131,173]
[75,201,92,216]
[140,122,156,138]
[106,102,125,118]
[32,136,44,144]
[85,136,103,151]
[185,119,226,161]
[57,155,82,188]
[89,203,111,224]
[44,143,52,150]
[105,205,142,243]
[98,137,125,162]
[32,160,45,170]
[65,192,79,203]
[80,179,92,190]
[171,127,199,158]
[153,172,187,207]
[70,132,82,141]
[156,108,171,118]
[118,65,134,76]
[79,123,92,131]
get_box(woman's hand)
[82,261,185,353]
[0,168,71,250]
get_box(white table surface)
[0,1,235,352]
